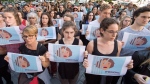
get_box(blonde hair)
[119,16,132,30]
[99,4,112,11]
[140,59,150,66]
[22,25,38,35]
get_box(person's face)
[42,15,49,25]
[128,3,133,8]
[101,24,118,41]
[22,33,36,45]
[51,6,55,11]
[24,6,30,12]
[99,9,111,20]
[28,17,37,25]
[123,18,131,27]
[112,9,117,14]
[18,58,28,68]
[63,27,75,40]
[92,7,98,14]
[3,12,17,26]
[100,59,112,70]
[36,9,42,17]
[53,20,57,25]
[73,13,78,18]
[50,11,55,17]
[63,16,71,22]
[41,30,48,36]
[2,31,11,40]
[67,3,71,8]
[134,12,150,26]
[120,12,127,18]
[133,38,145,46]
[61,48,70,58]
[59,6,64,11]
[16,4,19,7]
[94,29,101,37]
[88,12,94,20]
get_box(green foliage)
[104,0,112,2]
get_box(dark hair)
[92,6,99,15]
[100,58,114,68]
[40,28,49,36]
[83,11,95,22]
[49,11,57,19]
[119,10,127,16]
[130,36,147,45]
[40,12,53,27]
[65,8,72,13]
[133,6,150,18]
[23,4,29,8]
[100,18,119,36]
[63,13,74,22]
[61,21,78,36]
[18,10,24,19]
[16,56,30,67]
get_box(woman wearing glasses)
[83,18,133,84]
[5,25,50,84]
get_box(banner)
[38,27,56,40]
[86,25,100,41]
[52,19,62,27]
[7,52,43,73]
[0,27,24,45]
[48,43,85,62]
[86,54,131,76]
[122,32,150,50]
[95,15,99,20]
[82,24,88,35]
[72,12,83,21]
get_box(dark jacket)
[123,50,150,84]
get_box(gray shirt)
[117,26,150,56]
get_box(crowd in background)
[0,0,150,84]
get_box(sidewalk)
[3,63,86,84]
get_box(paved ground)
[3,63,122,84]
[3,63,85,84]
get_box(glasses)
[89,15,93,16]
[29,17,35,19]
[22,35,35,39]
[124,20,131,22]
[37,11,41,12]
[106,30,118,34]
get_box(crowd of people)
[0,0,150,84]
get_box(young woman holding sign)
[83,18,133,84]
[47,21,83,84]
[4,25,50,84]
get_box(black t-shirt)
[19,43,47,56]
[19,43,47,74]
[56,11,65,17]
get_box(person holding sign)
[47,21,84,84]
[83,18,133,84]
[85,4,112,40]
[80,11,96,46]
[117,6,150,56]
[5,25,50,84]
